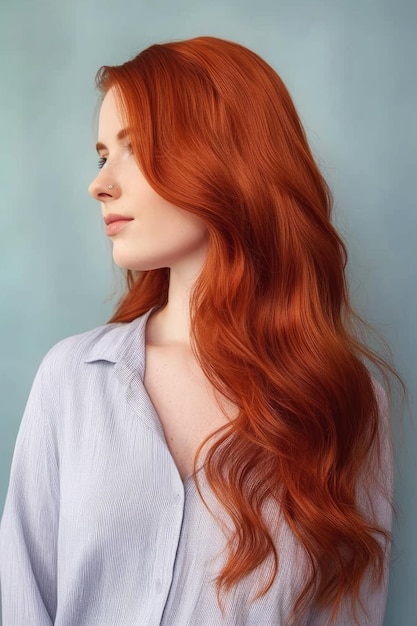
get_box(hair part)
[96,36,403,623]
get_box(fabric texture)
[0,308,392,625]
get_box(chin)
[111,251,164,272]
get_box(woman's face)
[88,88,209,279]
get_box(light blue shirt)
[0,309,392,625]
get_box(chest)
[143,343,235,480]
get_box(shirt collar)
[83,307,156,383]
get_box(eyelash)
[97,144,133,169]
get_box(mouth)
[104,213,134,225]
[104,215,133,237]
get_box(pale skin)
[88,88,234,481]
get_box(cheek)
[172,217,208,247]
[149,198,207,237]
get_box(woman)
[0,36,400,625]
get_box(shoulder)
[371,377,389,421]
[42,321,120,364]
[370,376,391,457]
[36,321,122,384]
[357,376,393,529]
[19,311,153,440]
[35,309,153,392]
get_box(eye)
[98,157,106,169]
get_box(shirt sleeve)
[0,356,59,625]
[308,380,393,626]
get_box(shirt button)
[174,493,181,504]
[156,579,162,594]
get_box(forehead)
[98,87,124,132]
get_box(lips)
[104,213,134,225]
[103,214,135,237]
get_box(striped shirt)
[0,308,392,625]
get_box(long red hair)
[95,36,400,622]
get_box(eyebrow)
[95,128,131,154]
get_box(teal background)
[1,1,415,624]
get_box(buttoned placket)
[149,474,186,625]
[119,355,188,625]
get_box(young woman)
[1,36,400,625]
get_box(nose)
[88,172,119,202]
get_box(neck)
[146,261,204,348]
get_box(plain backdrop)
[0,1,415,624]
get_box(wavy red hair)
[95,36,401,622]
